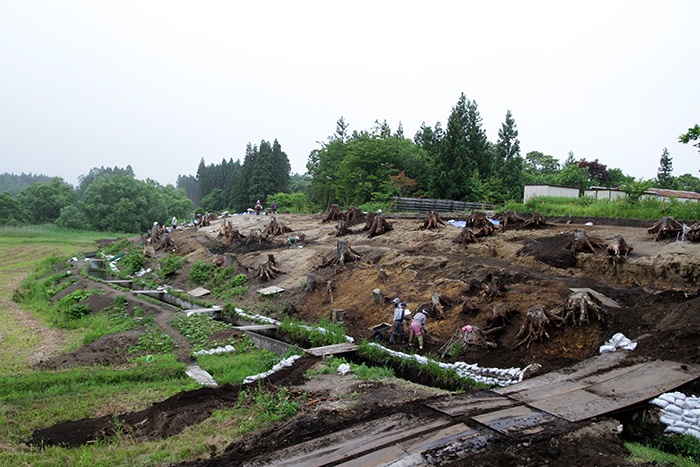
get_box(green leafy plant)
[170,313,239,352]
[278,316,349,347]
[130,328,177,354]
[189,261,216,285]
[159,254,186,276]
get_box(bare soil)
[26,212,700,465]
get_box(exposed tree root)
[331,220,351,237]
[522,211,548,228]
[417,211,446,231]
[262,217,293,236]
[515,304,563,348]
[566,229,601,257]
[560,290,606,326]
[606,235,633,264]
[440,325,497,358]
[500,210,525,230]
[452,228,479,244]
[485,302,518,329]
[648,216,683,241]
[366,215,393,238]
[257,254,285,282]
[416,293,453,320]
[319,241,362,269]
[344,207,366,227]
[322,204,344,223]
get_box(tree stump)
[224,253,235,269]
[688,221,700,242]
[257,254,285,282]
[500,210,525,230]
[367,214,393,238]
[606,235,632,263]
[344,206,366,226]
[566,229,600,256]
[559,290,607,326]
[522,211,548,228]
[440,325,496,358]
[484,277,506,300]
[416,293,452,319]
[417,211,445,231]
[648,216,683,241]
[262,217,293,236]
[452,228,479,244]
[306,273,320,292]
[377,268,389,282]
[323,204,344,223]
[362,212,376,231]
[319,241,362,268]
[245,229,265,245]
[372,288,386,304]
[332,220,351,237]
[460,298,480,315]
[514,304,563,348]
[485,302,518,329]
[465,211,490,229]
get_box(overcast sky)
[2,1,699,189]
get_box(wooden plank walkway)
[495,353,700,422]
[254,353,700,466]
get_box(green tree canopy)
[16,177,76,223]
[657,147,674,189]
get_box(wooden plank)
[426,393,516,417]
[188,287,210,297]
[505,358,700,423]
[256,285,285,295]
[306,343,358,357]
[262,414,454,467]
[472,405,558,436]
[336,424,475,467]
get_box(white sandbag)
[665,425,688,435]
[650,398,669,409]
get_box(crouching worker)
[409,310,428,350]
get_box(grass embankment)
[505,196,700,221]
[0,226,303,466]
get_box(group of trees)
[306,94,644,208]
[181,139,295,213]
[0,166,193,232]
[0,173,54,197]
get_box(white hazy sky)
[2,1,699,188]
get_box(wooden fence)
[391,197,495,213]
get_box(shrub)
[189,261,216,284]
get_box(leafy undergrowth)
[170,313,242,353]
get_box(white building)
[523,184,580,203]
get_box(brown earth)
[27,212,700,465]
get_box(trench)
[86,258,508,391]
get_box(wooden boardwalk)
[258,352,700,466]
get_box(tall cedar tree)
[657,147,674,189]
[231,140,291,212]
[430,94,490,201]
[495,110,524,201]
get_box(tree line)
[0,166,193,233]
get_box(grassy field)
[0,225,298,466]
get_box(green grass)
[196,348,276,385]
[504,196,700,221]
[278,316,350,347]
[626,441,700,467]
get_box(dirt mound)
[29,355,320,448]
[36,329,145,370]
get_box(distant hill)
[0,172,55,197]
